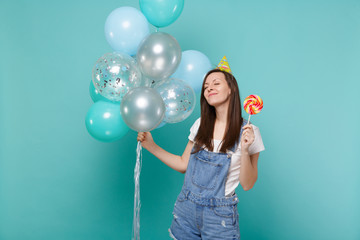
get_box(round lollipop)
[243,94,263,124]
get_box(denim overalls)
[169,120,248,240]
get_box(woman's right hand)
[137,132,155,151]
[137,132,193,173]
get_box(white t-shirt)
[188,118,265,196]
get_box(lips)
[208,93,217,97]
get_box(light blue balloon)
[85,101,129,142]
[155,120,167,129]
[105,7,149,55]
[171,50,212,93]
[139,0,184,28]
[89,80,109,102]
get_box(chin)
[207,101,221,108]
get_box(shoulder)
[190,117,201,131]
[188,117,201,142]
[248,123,265,154]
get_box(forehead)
[204,72,225,84]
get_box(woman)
[137,65,265,239]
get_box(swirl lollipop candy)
[243,94,263,124]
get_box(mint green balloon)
[139,0,184,28]
[85,101,129,142]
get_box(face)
[203,72,231,107]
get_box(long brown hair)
[193,69,243,153]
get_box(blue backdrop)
[0,0,359,239]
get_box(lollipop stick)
[247,114,251,125]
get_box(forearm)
[146,143,187,173]
[239,151,257,190]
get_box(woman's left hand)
[240,124,255,153]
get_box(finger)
[244,130,254,138]
[242,132,249,139]
[245,132,252,139]
[242,125,254,133]
[243,131,250,137]
[137,134,145,141]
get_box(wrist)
[147,141,158,152]
[241,149,250,155]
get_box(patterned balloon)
[155,78,196,123]
[89,80,109,103]
[92,52,142,102]
[243,95,263,115]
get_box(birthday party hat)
[216,56,232,74]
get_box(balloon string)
[132,141,142,240]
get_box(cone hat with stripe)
[216,56,232,74]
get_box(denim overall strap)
[180,119,248,206]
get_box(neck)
[215,102,229,124]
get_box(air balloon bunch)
[86,0,213,142]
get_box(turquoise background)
[1,0,359,239]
